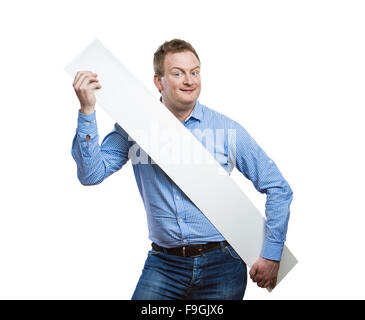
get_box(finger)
[252,274,262,283]
[73,71,83,86]
[74,72,98,89]
[257,279,266,288]
[249,266,257,279]
[74,72,91,89]
[78,74,99,90]
[257,277,271,288]
[73,71,95,86]
[78,74,98,89]
[262,279,272,289]
[251,267,263,282]
[89,81,102,90]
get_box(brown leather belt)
[151,240,229,258]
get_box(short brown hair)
[153,39,200,76]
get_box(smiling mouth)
[180,88,195,92]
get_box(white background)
[0,0,364,299]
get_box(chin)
[178,95,198,105]
[181,98,195,104]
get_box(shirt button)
[86,122,90,126]
[179,218,183,223]
[175,196,180,200]
[183,239,187,243]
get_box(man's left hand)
[249,257,280,289]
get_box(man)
[71,39,293,299]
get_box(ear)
[153,74,163,93]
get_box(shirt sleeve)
[230,121,293,261]
[71,110,132,185]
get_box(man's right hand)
[73,71,102,115]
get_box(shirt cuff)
[260,239,284,261]
[77,110,98,136]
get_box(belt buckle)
[183,245,203,258]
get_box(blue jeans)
[131,242,247,300]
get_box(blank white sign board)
[65,39,297,290]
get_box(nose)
[183,73,193,85]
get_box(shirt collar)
[159,97,203,123]
[184,100,202,122]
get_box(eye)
[192,71,200,76]
[174,72,182,77]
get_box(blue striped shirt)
[71,100,293,261]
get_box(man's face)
[154,50,201,111]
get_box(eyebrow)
[170,66,200,72]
